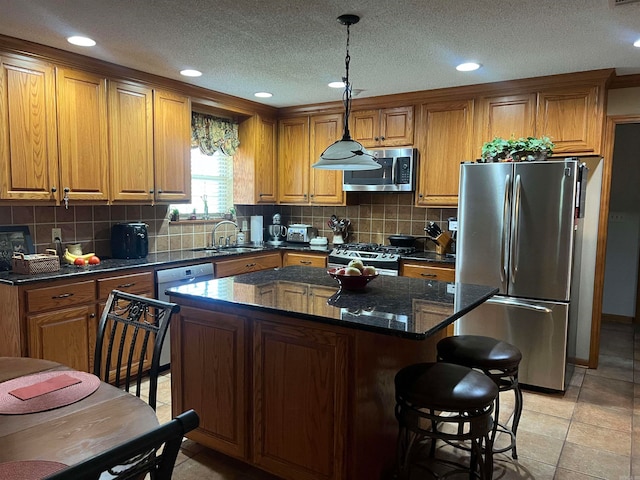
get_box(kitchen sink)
[191,246,264,254]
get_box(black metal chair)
[43,409,199,480]
[94,289,180,410]
[394,362,498,480]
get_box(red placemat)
[0,460,67,479]
[0,371,100,415]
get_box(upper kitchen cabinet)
[56,67,109,203]
[0,55,59,201]
[235,114,277,204]
[475,93,536,156]
[278,114,345,205]
[108,81,154,202]
[153,89,191,203]
[536,85,603,155]
[351,106,414,148]
[278,117,310,204]
[309,113,345,205]
[415,99,474,207]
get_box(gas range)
[327,243,416,276]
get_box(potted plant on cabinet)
[169,208,180,222]
[481,136,555,162]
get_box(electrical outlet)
[51,228,62,243]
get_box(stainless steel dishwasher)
[156,263,214,368]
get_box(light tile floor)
[151,321,639,479]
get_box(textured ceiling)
[1,0,639,108]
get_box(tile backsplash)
[0,193,456,256]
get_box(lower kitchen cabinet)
[252,319,349,480]
[282,251,327,268]
[8,268,155,374]
[171,305,248,459]
[214,252,282,278]
[400,261,455,282]
[28,305,96,372]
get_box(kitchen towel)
[0,371,100,414]
[8,373,81,400]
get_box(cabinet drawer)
[97,271,154,300]
[215,253,282,278]
[26,280,96,314]
[283,252,327,268]
[400,262,455,282]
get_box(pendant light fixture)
[312,15,381,171]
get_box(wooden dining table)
[0,357,159,469]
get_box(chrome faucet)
[212,220,238,247]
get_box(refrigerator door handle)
[510,174,522,284]
[485,297,553,313]
[500,174,511,287]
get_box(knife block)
[433,232,452,255]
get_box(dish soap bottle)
[237,230,246,245]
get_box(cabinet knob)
[380,136,385,140]
[310,194,314,198]
[259,193,264,197]
[418,193,424,198]
[149,189,154,194]
[157,189,163,194]
[374,136,379,141]
[89,313,96,318]
[51,186,57,193]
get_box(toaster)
[286,224,318,243]
[110,223,149,259]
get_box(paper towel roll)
[250,216,264,245]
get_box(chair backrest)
[43,409,199,480]
[94,289,180,410]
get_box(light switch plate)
[51,228,62,242]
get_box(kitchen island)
[167,266,497,480]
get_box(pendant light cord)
[342,23,353,141]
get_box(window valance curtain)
[191,113,240,156]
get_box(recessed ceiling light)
[328,81,345,89]
[180,69,202,77]
[456,62,481,72]
[634,39,640,47]
[254,92,273,98]
[67,36,96,47]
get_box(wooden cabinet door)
[308,286,341,319]
[153,89,191,202]
[253,320,348,480]
[352,107,414,148]
[235,115,277,204]
[28,305,96,372]
[536,85,601,155]
[400,262,455,282]
[56,67,109,202]
[172,306,248,459]
[278,117,309,204]
[379,106,414,146]
[416,99,474,207]
[214,252,282,279]
[282,251,327,268]
[351,110,379,148]
[475,93,536,157]
[277,282,308,312]
[0,56,59,201]
[309,113,345,205]
[109,81,154,202]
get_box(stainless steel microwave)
[342,148,416,192]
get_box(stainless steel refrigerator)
[455,159,587,391]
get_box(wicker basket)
[12,249,60,274]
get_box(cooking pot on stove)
[388,235,427,248]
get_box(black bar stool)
[437,335,523,459]
[394,362,499,480]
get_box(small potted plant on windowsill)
[169,208,180,222]
[481,136,555,162]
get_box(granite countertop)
[0,243,451,286]
[167,266,495,340]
